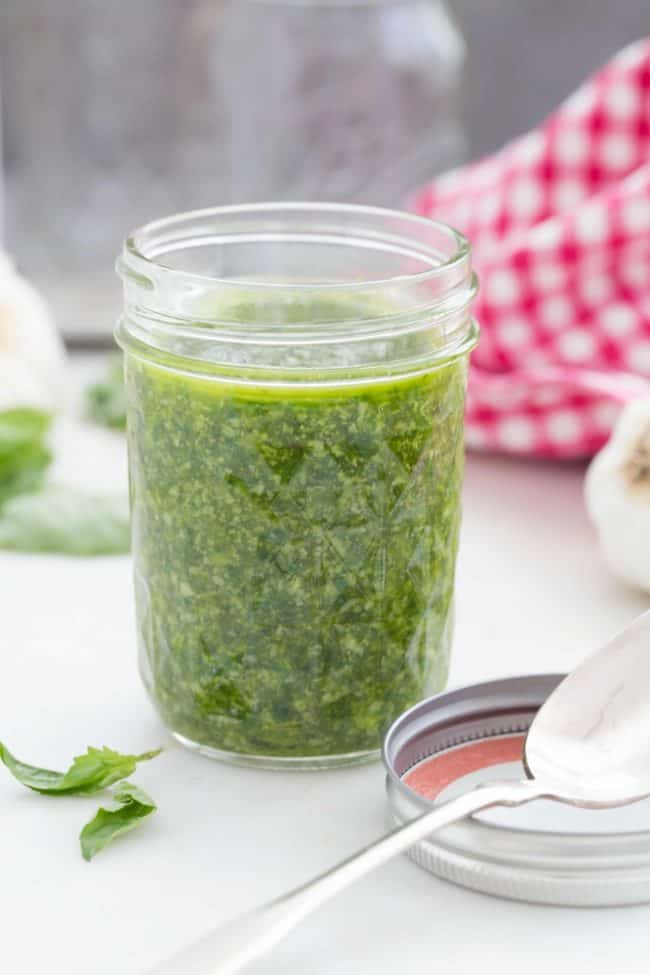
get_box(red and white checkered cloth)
[411,40,650,459]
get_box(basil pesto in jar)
[117,204,478,768]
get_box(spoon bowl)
[525,611,650,806]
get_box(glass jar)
[116,203,478,769]
[2,0,465,340]
[218,0,467,204]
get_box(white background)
[2,359,649,974]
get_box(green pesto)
[126,345,468,760]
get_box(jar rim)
[118,202,478,377]
[120,201,471,295]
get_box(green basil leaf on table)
[0,742,161,795]
[85,357,127,431]
[80,782,157,862]
[0,408,52,505]
[0,486,131,555]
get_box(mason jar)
[117,203,478,769]
[218,0,467,204]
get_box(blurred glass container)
[0,0,465,340]
[218,0,467,203]
[0,1,231,339]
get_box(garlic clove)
[585,397,650,593]
[0,354,55,412]
[0,255,66,410]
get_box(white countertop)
[2,358,649,975]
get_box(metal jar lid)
[383,674,650,907]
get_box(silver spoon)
[147,609,650,975]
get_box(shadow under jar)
[117,203,479,769]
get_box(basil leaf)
[0,486,131,555]
[80,782,157,861]
[0,408,50,453]
[0,742,161,796]
[85,358,127,431]
[0,408,52,506]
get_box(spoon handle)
[145,779,541,975]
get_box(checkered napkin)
[411,40,650,458]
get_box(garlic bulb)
[585,398,650,593]
[0,254,66,411]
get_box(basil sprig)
[0,741,161,859]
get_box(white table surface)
[2,358,649,975]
